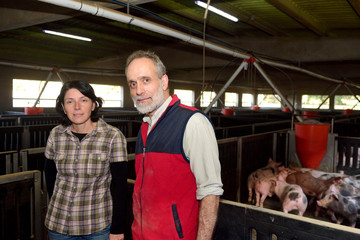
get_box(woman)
[44,80,127,240]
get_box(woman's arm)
[44,158,57,199]
[110,161,128,236]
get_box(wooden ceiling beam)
[348,0,360,16]
[266,0,327,36]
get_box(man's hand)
[110,233,125,240]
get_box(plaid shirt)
[44,118,127,235]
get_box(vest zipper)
[140,147,146,239]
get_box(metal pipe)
[316,83,343,110]
[253,61,303,122]
[344,84,360,109]
[33,70,54,107]
[0,61,124,77]
[37,0,360,89]
[204,61,246,114]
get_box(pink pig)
[247,158,283,204]
[254,175,277,207]
[273,169,308,216]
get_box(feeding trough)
[303,111,318,119]
[24,107,43,115]
[222,108,234,116]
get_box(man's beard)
[132,81,165,114]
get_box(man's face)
[126,57,168,116]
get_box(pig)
[247,158,283,203]
[321,179,360,222]
[290,167,347,180]
[254,175,277,207]
[285,171,341,201]
[273,169,308,216]
[326,179,360,197]
[342,175,360,189]
[316,193,360,227]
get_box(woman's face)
[62,88,95,127]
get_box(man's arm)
[183,113,223,239]
[196,195,220,240]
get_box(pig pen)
[126,179,360,240]
[3,126,360,239]
[214,199,360,239]
[218,129,360,235]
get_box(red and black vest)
[131,95,202,240]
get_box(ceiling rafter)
[348,0,360,17]
[266,0,327,36]
[155,0,285,37]
[214,2,285,37]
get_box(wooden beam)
[266,0,327,36]
[348,0,360,16]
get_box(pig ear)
[331,193,339,201]
[270,179,277,186]
[334,177,341,183]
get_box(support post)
[253,61,303,122]
[204,60,246,114]
[317,82,343,110]
[344,84,360,109]
[33,68,56,107]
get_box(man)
[125,50,223,240]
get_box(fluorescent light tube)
[195,1,238,22]
[43,30,92,42]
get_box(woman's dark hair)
[56,80,103,126]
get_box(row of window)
[12,79,360,110]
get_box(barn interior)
[1,0,360,239]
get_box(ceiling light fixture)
[43,30,92,42]
[195,1,238,22]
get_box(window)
[334,95,360,110]
[225,92,238,107]
[91,84,123,107]
[13,79,62,107]
[174,89,194,106]
[301,95,329,109]
[257,94,281,108]
[242,93,253,107]
[12,79,123,108]
[200,91,217,107]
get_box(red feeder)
[303,111,318,119]
[251,106,260,110]
[343,109,354,115]
[222,108,234,116]
[282,107,291,112]
[295,122,329,169]
[24,107,43,115]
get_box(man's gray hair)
[125,50,166,79]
